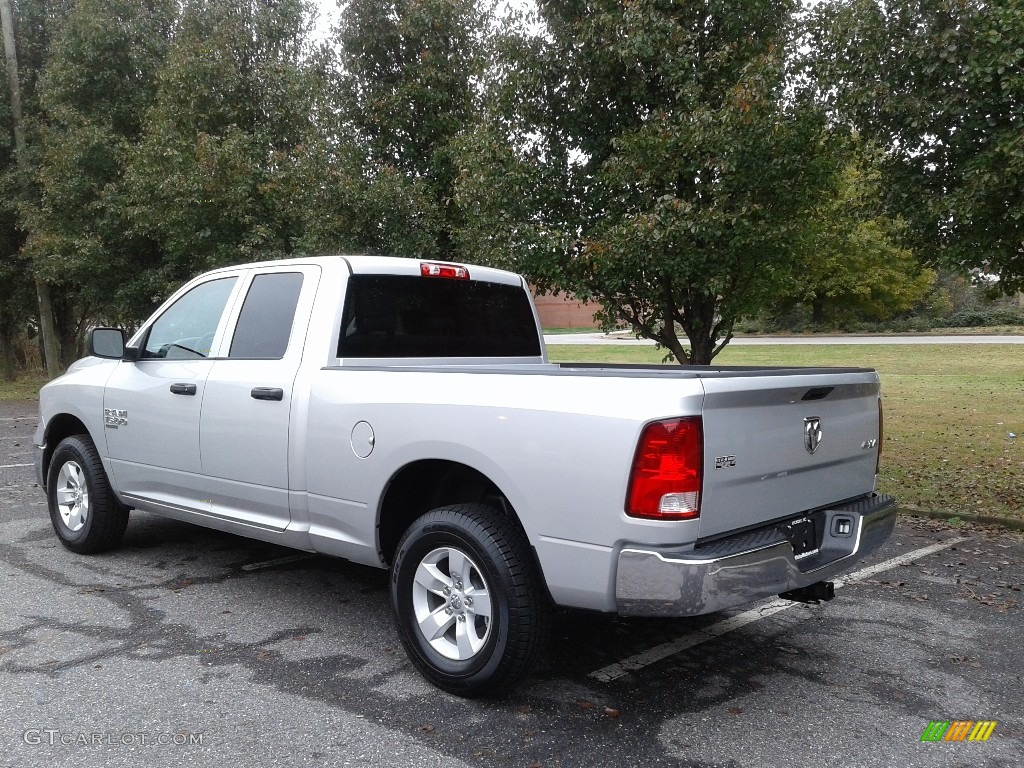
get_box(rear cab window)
[338,273,542,359]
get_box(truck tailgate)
[698,371,881,539]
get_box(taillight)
[876,398,883,474]
[420,262,470,279]
[626,417,703,520]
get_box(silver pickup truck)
[35,256,896,695]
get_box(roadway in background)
[545,332,1024,345]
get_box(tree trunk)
[51,289,90,364]
[685,332,717,366]
[0,322,16,381]
[652,282,731,366]
[36,278,62,375]
[658,326,691,364]
[680,293,720,365]
[656,274,691,364]
[812,297,825,327]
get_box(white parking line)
[241,553,316,571]
[0,463,32,469]
[589,537,969,683]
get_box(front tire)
[47,434,129,554]
[390,503,547,696]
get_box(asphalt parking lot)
[2,399,1022,768]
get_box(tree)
[20,0,174,360]
[456,0,842,364]
[2,0,68,376]
[124,0,320,302]
[1,8,21,379]
[804,0,1024,293]
[332,0,491,259]
[787,149,935,326]
[0,139,32,378]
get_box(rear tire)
[390,503,547,696]
[47,434,129,554]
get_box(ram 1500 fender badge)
[104,408,128,428]
[714,455,736,469]
[804,416,822,454]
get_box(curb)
[901,506,1024,532]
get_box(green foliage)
[742,267,1024,333]
[946,308,1024,328]
[1,0,74,370]
[123,0,319,305]
[6,0,74,111]
[457,0,841,363]
[12,0,176,362]
[5,0,1022,375]
[332,0,491,258]
[804,0,1024,292]
[786,148,935,325]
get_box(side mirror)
[88,328,126,360]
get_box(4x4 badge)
[804,417,822,454]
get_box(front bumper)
[35,443,46,491]
[615,494,898,616]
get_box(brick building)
[529,290,602,329]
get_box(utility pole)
[1,0,61,378]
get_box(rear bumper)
[615,494,898,616]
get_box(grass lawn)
[546,343,1024,520]
[0,376,47,402]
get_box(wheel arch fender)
[37,361,115,492]
[374,447,536,568]
[40,412,94,492]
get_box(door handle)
[169,383,197,396]
[251,387,284,401]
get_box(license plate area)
[781,511,826,560]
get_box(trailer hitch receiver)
[779,581,835,604]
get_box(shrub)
[946,308,1024,327]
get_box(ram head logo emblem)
[804,417,822,454]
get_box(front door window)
[143,277,237,359]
